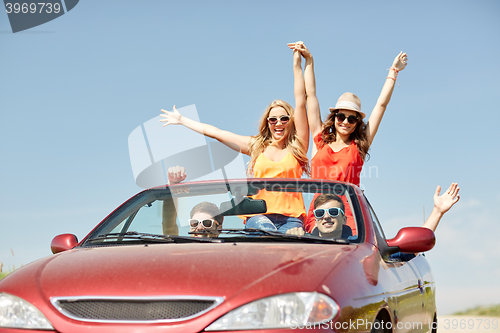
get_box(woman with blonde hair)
[288,41,408,233]
[160,49,310,232]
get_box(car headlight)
[205,292,338,331]
[0,293,54,330]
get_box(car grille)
[51,296,223,323]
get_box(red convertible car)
[0,179,437,332]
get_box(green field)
[453,304,500,317]
[0,272,9,280]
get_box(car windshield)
[83,179,364,246]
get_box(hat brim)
[329,107,366,119]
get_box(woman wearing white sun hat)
[288,41,408,233]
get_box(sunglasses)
[189,219,218,229]
[335,113,359,125]
[313,207,345,219]
[267,115,290,125]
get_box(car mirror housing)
[219,197,267,216]
[386,227,435,254]
[51,234,79,254]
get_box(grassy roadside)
[0,272,9,280]
[453,304,500,317]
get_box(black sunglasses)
[189,219,217,229]
[267,115,290,125]
[335,113,359,125]
[313,207,344,219]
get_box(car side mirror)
[386,227,435,254]
[51,234,79,254]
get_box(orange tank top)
[251,152,306,219]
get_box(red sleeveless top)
[305,133,364,233]
[311,133,363,185]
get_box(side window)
[365,196,416,262]
[365,197,387,240]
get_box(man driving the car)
[287,184,460,262]
[286,194,352,239]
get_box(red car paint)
[0,179,437,333]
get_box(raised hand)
[286,227,305,236]
[392,51,408,72]
[159,105,182,127]
[167,165,187,184]
[293,46,302,66]
[433,183,460,214]
[287,41,312,59]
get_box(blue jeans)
[245,214,303,233]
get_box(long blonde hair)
[247,100,310,176]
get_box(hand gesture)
[167,165,187,184]
[287,41,312,59]
[160,105,182,127]
[433,183,460,214]
[392,51,408,72]
[286,227,305,236]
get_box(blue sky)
[1,0,499,315]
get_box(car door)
[407,253,436,331]
[367,203,427,333]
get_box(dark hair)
[320,111,370,161]
[314,194,345,212]
[190,202,223,225]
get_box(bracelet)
[387,67,400,86]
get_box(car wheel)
[432,314,438,333]
[371,318,384,333]
[371,317,392,333]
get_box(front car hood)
[36,243,357,300]
[0,242,367,332]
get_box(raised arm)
[288,41,321,156]
[291,45,309,151]
[422,183,460,232]
[365,52,408,145]
[160,106,252,155]
[162,166,187,236]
